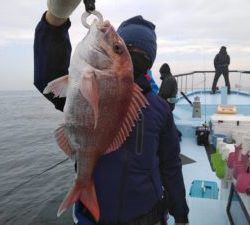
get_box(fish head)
[82,19,133,78]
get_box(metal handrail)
[174,70,250,94]
[174,70,250,78]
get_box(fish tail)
[57,180,100,222]
[79,180,100,222]
[57,181,82,217]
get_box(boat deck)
[171,89,250,225]
[176,137,230,225]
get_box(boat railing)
[174,70,250,95]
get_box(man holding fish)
[34,0,189,225]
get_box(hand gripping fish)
[43,11,149,221]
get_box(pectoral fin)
[80,71,99,129]
[43,75,69,98]
[54,125,76,159]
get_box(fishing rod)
[2,158,69,197]
[180,91,193,107]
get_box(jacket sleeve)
[172,77,178,97]
[214,54,219,69]
[227,55,230,66]
[158,107,189,223]
[158,78,170,100]
[34,12,72,111]
[158,77,177,100]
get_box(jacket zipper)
[135,112,144,155]
[117,113,144,222]
[117,149,128,222]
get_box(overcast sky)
[1,0,250,90]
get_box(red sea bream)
[43,17,148,221]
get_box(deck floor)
[170,90,250,225]
[178,137,230,225]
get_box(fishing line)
[201,47,207,125]
[204,72,207,125]
[2,158,69,197]
[2,195,54,224]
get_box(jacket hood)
[219,46,227,54]
[117,15,157,65]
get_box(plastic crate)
[210,114,250,137]
[189,180,219,199]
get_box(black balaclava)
[117,16,157,92]
[129,51,152,80]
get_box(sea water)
[0,91,74,225]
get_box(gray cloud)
[0,0,250,89]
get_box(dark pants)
[211,68,230,93]
[167,102,182,141]
[168,103,175,112]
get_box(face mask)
[129,51,152,79]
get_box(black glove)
[160,189,169,225]
[160,213,168,225]
[84,0,95,12]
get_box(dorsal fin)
[105,83,149,154]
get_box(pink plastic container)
[227,145,241,168]
[235,172,250,193]
[233,162,246,179]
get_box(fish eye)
[113,43,124,54]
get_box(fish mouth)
[97,22,114,59]
[98,20,118,44]
[98,20,111,33]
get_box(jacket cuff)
[40,11,71,33]
[174,215,189,223]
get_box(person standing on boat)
[158,63,178,111]
[34,1,189,225]
[158,63,182,141]
[211,46,231,94]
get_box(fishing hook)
[81,10,103,29]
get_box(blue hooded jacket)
[145,70,159,95]
[34,13,189,224]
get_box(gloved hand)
[83,0,95,12]
[47,0,81,19]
